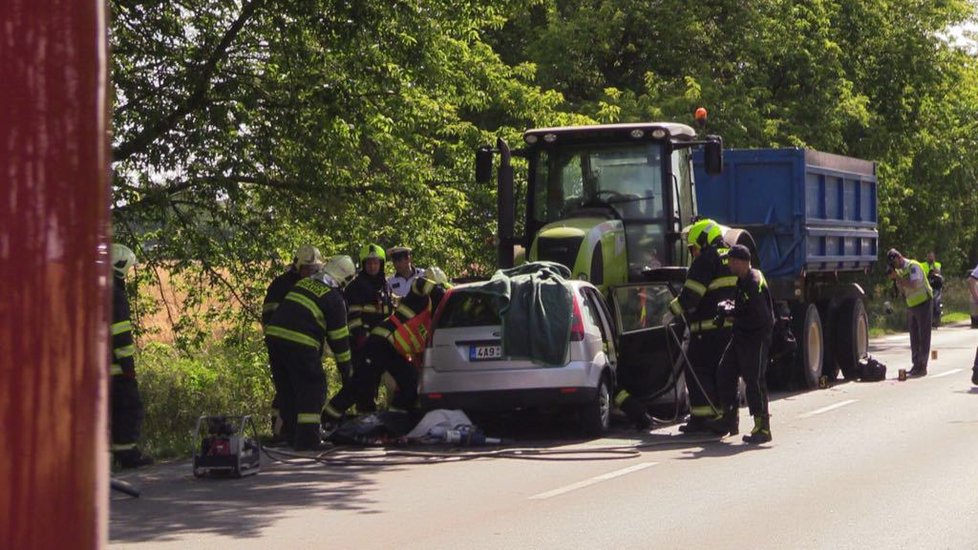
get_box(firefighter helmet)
[293,244,323,270]
[359,243,386,264]
[685,218,723,249]
[111,244,136,277]
[323,254,356,289]
[427,266,449,286]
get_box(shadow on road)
[110,458,395,543]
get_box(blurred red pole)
[0,0,110,548]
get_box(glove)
[661,311,675,326]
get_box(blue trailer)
[693,148,878,387]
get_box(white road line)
[528,462,658,500]
[929,369,963,379]
[798,399,858,419]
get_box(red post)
[0,1,110,548]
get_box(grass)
[866,277,975,337]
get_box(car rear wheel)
[580,376,611,437]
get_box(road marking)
[798,399,858,419]
[930,369,963,379]
[529,462,658,500]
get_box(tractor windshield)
[529,142,669,276]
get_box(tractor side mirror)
[475,146,493,184]
[704,135,723,175]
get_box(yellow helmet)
[685,218,723,249]
[359,243,386,264]
[111,244,136,277]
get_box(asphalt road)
[110,323,978,549]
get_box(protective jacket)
[371,277,446,359]
[265,274,352,371]
[261,268,301,327]
[896,259,933,308]
[669,245,738,332]
[345,270,394,347]
[731,268,775,335]
[111,274,137,377]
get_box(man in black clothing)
[344,243,394,413]
[109,244,154,468]
[261,244,322,442]
[712,244,775,444]
[265,254,356,451]
[664,218,737,433]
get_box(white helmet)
[293,244,324,270]
[322,254,356,289]
[111,244,136,277]
[427,266,450,286]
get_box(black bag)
[858,356,886,382]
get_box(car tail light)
[569,295,585,341]
[427,288,454,348]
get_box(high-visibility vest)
[898,259,933,307]
[388,305,432,357]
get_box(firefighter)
[261,244,323,442]
[387,246,425,298]
[710,244,775,443]
[344,243,395,413]
[661,218,737,434]
[886,248,933,377]
[109,244,154,468]
[921,251,943,327]
[324,270,449,426]
[265,254,356,451]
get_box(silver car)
[419,280,619,435]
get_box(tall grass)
[865,277,974,336]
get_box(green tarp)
[468,261,574,365]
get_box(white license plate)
[469,344,502,361]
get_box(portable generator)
[192,415,261,478]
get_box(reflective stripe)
[708,276,737,290]
[323,404,344,419]
[349,318,364,329]
[396,303,416,318]
[265,325,320,349]
[110,363,124,376]
[614,390,631,407]
[111,443,137,451]
[285,292,326,329]
[335,350,351,362]
[115,345,135,358]
[327,325,349,340]
[684,279,707,296]
[371,326,392,338]
[111,320,132,335]
[348,304,364,313]
[262,302,279,313]
[690,405,716,418]
[297,413,320,424]
[361,305,385,314]
[669,298,683,316]
[689,319,733,332]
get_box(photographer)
[886,249,933,377]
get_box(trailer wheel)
[792,303,823,389]
[835,298,868,379]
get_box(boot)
[678,415,714,434]
[620,396,653,430]
[293,424,330,452]
[705,406,739,436]
[971,368,978,386]
[742,415,772,444]
[114,448,154,469]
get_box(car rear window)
[435,291,501,328]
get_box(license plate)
[469,344,502,361]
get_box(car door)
[608,281,685,399]
[582,287,617,370]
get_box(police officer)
[324,270,449,425]
[387,246,425,298]
[109,244,154,468]
[345,243,395,413]
[968,262,978,384]
[921,251,943,327]
[265,254,356,451]
[886,248,933,377]
[662,218,737,433]
[712,244,775,443]
[261,244,323,442]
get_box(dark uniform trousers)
[907,300,933,371]
[329,334,418,413]
[350,345,383,412]
[687,328,732,414]
[111,375,145,447]
[718,330,772,417]
[265,337,301,439]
